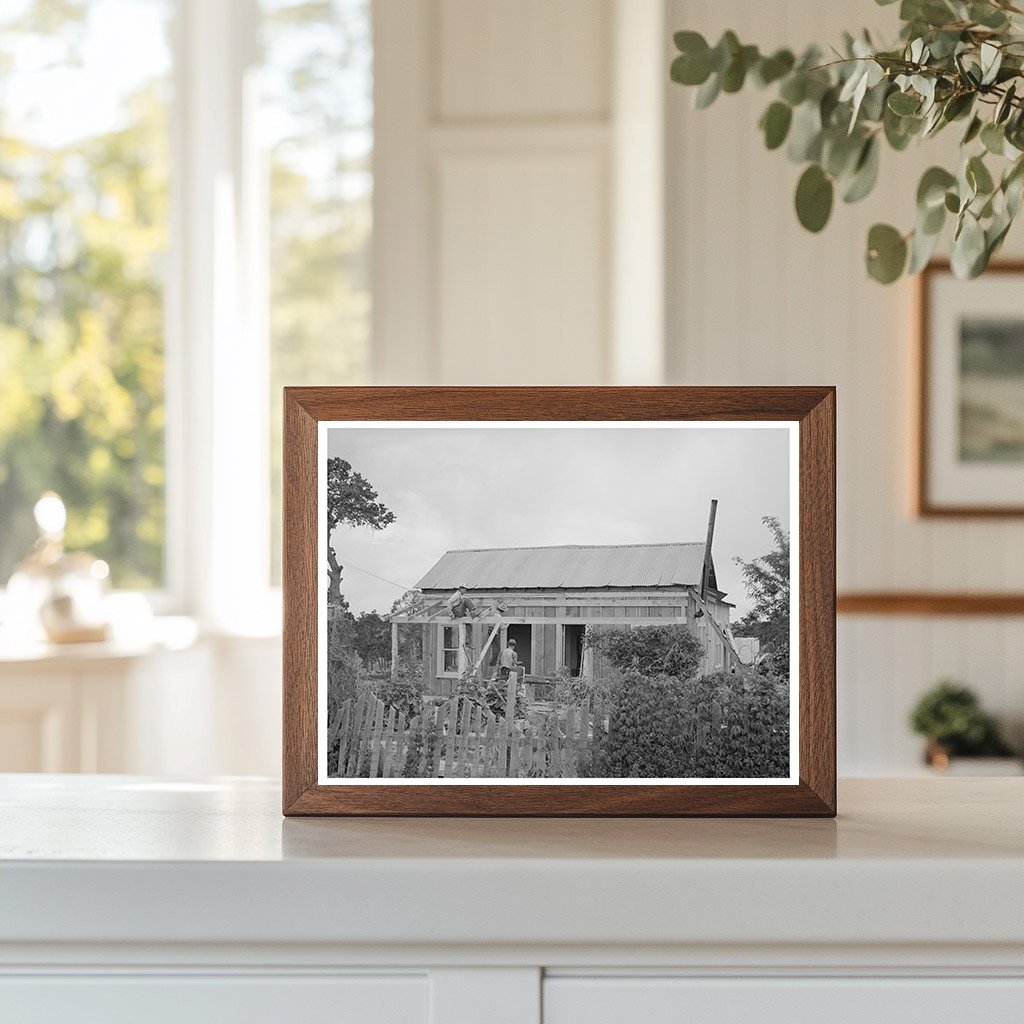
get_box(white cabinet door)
[544,977,1024,1024]
[0,974,427,1024]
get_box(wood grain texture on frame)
[282,387,836,817]
[916,261,1024,518]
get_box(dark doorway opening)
[563,624,585,677]
[506,623,532,674]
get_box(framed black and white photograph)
[283,387,835,816]
[918,262,1024,517]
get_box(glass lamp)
[5,493,111,644]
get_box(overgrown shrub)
[368,673,424,722]
[456,673,525,720]
[552,667,606,708]
[593,669,789,779]
[552,665,595,707]
[593,671,696,778]
[327,646,362,728]
[694,671,789,779]
[402,717,439,778]
[587,625,703,679]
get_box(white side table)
[1,776,1023,1022]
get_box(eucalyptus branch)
[670,0,1024,283]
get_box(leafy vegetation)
[325,456,395,607]
[594,670,789,779]
[671,0,1024,282]
[910,679,1015,756]
[325,455,395,727]
[0,2,170,586]
[455,672,526,721]
[552,664,599,707]
[693,671,790,779]
[367,672,424,723]
[732,517,791,678]
[587,624,704,679]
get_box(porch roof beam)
[391,616,688,626]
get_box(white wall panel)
[666,0,1024,774]
[437,150,608,384]
[438,0,610,120]
[375,0,622,385]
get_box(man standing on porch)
[498,638,519,680]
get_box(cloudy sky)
[326,424,793,619]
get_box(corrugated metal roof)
[415,543,713,591]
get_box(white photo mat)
[316,420,801,787]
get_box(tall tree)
[325,456,395,606]
[733,516,790,677]
[0,0,169,586]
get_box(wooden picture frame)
[283,387,836,816]
[917,260,1024,517]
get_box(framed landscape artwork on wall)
[282,387,836,816]
[918,262,1024,517]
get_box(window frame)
[438,624,461,678]
[163,0,276,632]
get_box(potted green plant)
[909,679,1020,773]
[670,0,1024,283]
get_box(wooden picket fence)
[328,692,611,779]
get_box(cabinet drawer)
[0,974,427,1024]
[544,977,1024,1024]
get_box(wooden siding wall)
[666,0,1024,773]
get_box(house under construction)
[389,501,749,697]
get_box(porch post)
[391,621,399,682]
[457,621,468,676]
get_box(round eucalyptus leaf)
[952,213,987,279]
[962,116,983,145]
[842,137,880,203]
[787,101,823,162]
[755,49,795,87]
[944,190,960,214]
[710,30,740,73]
[981,122,1005,156]
[943,92,974,123]
[671,32,712,86]
[920,199,945,236]
[694,73,721,110]
[721,45,758,93]
[795,164,834,233]
[967,155,995,196]
[822,129,861,178]
[883,106,915,151]
[674,29,707,53]
[970,1,1009,29]
[1005,161,1024,216]
[860,79,891,123]
[996,83,1017,125]
[779,74,807,106]
[917,166,957,210]
[908,223,942,274]
[887,90,920,116]
[866,223,907,284]
[760,101,792,150]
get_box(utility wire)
[340,558,421,595]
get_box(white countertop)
[2,776,1022,953]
